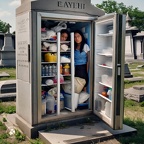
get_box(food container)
[105,101,111,118]
[41,99,46,115]
[64,93,79,109]
[45,53,57,62]
[46,95,55,114]
[63,64,70,75]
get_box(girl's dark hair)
[74,30,86,53]
[60,29,70,40]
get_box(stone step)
[0,80,16,94]
[0,93,16,101]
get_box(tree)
[0,20,9,33]
[96,0,144,31]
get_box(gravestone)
[124,63,133,78]
[0,33,4,60]
[124,85,144,102]
[0,24,15,67]
[0,80,16,94]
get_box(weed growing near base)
[0,103,16,114]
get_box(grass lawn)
[118,61,144,144]
[0,67,16,81]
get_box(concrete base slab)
[39,121,137,144]
[124,77,144,82]
[0,72,10,77]
[124,86,144,102]
[2,113,137,144]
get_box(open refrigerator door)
[93,13,126,129]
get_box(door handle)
[28,44,30,62]
[117,64,121,76]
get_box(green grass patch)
[0,103,16,114]
[0,67,16,81]
[124,80,144,89]
[132,73,144,77]
[119,118,144,144]
[128,62,144,69]
[124,99,138,107]
[0,122,7,131]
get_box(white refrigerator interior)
[93,14,125,129]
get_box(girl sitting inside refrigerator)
[74,30,90,92]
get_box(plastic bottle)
[48,65,52,76]
[46,94,55,114]
[60,64,63,74]
[45,65,49,76]
[52,64,56,76]
[41,65,45,76]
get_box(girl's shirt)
[74,44,90,65]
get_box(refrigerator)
[16,0,126,138]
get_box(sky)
[0,0,143,33]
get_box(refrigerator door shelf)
[98,94,112,102]
[97,53,112,57]
[97,33,113,37]
[98,64,112,69]
[99,82,112,89]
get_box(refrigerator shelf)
[60,51,71,53]
[61,62,71,64]
[41,50,71,53]
[60,41,71,44]
[61,81,71,84]
[41,81,71,86]
[98,93,112,102]
[97,53,112,57]
[98,64,112,69]
[99,82,112,88]
[41,62,57,64]
[63,74,71,76]
[97,33,113,37]
[41,83,57,86]
[41,76,55,78]
[41,51,57,53]
[100,110,111,119]
[41,40,70,43]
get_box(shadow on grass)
[118,118,144,144]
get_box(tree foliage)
[96,0,144,31]
[0,20,9,33]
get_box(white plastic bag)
[78,91,90,104]
[51,21,67,32]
